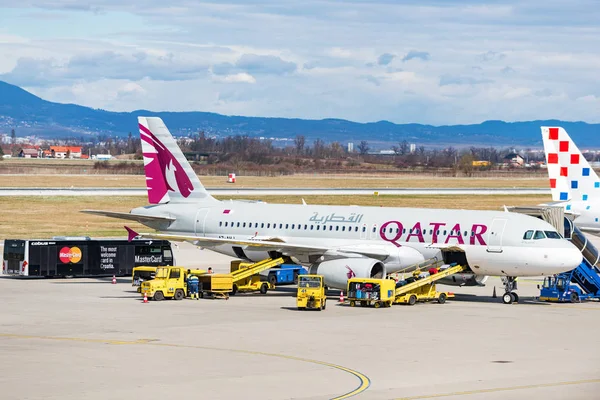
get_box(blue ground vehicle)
[267,264,307,286]
[539,259,600,303]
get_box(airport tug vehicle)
[296,275,327,310]
[140,266,194,300]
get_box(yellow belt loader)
[229,257,286,295]
[394,264,465,305]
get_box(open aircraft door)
[487,218,507,253]
[194,209,210,236]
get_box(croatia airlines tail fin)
[541,126,600,202]
[138,117,217,204]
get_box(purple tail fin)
[138,117,216,204]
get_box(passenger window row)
[218,221,361,232]
[218,221,483,238]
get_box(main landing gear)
[501,277,519,304]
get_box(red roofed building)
[50,146,82,159]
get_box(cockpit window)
[544,231,561,239]
[533,231,546,240]
[523,230,534,240]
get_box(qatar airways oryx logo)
[379,220,488,248]
[345,266,356,279]
[139,123,194,204]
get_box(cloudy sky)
[0,0,599,124]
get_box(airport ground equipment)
[132,266,158,292]
[267,264,307,286]
[347,278,395,308]
[539,259,600,303]
[296,275,326,310]
[394,264,464,305]
[229,257,286,295]
[140,266,191,301]
[198,274,234,299]
[2,238,173,278]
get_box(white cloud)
[0,0,598,124]
[212,72,256,84]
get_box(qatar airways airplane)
[83,117,582,304]
[541,126,600,236]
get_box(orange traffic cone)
[143,292,148,303]
[112,275,117,284]
[339,290,344,303]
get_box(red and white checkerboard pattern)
[542,127,599,202]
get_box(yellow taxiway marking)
[0,333,370,400]
[395,378,600,399]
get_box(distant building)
[409,143,416,154]
[503,153,525,167]
[18,145,40,158]
[347,142,354,153]
[50,146,82,159]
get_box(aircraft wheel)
[511,292,519,303]
[502,292,514,304]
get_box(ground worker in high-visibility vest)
[187,274,199,299]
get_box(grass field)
[0,174,549,189]
[0,194,551,240]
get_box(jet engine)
[437,273,488,287]
[309,258,386,289]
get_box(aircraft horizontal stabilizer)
[81,210,175,224]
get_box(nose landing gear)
[501,277,519,304]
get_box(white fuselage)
[134,200,582,277]
[562,200,600,233]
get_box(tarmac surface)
[1,243,599,400]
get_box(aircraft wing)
[580,227,600,237]
[125,228,390,260]
[82,210,175,224]
[130,230,328,254]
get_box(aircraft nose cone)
[552,245,583,274]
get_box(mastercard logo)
[59,246,82,263]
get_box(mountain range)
[1,80,599,148]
